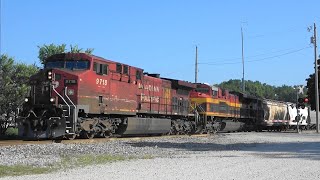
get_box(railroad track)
[0,134,210,147]
[2,127,316,147]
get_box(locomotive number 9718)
[96,78,108,86]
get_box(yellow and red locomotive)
[189,83,265,132]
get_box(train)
[17,53,311,139]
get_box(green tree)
[38,43,66,64]
[70,45,94,54]
[218,79,302,103]
[38,44,94,64]
[218,79,242,92]
[0,54,38,135]
[306,73,317,110]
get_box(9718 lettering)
[96,78,108,86]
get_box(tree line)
[217,79,306,103]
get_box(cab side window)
[136,71,142,80]
[93,62,108,75]
[116,63,122,73]
[123,65,129,75]
[102,64,108,74]
[93,62,98,72]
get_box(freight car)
[17,53,219,139]
[261,100,289,131]
[287,104,311,130]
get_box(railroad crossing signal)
[317,59,320,70]
[297,97,308,109]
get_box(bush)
[5,127,18,137]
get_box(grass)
[0,127,20,140]
[5,127,19,136]
[60,154,131,168]
[0,165,54,177]
[0,154,154,177]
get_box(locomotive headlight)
[24,98,29,102]
[50,97,55,103]
[47,71,53,80]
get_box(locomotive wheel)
[82,132,95,139]
[101,131,111,138]
[212,129,219,134]
[66,134,77,140]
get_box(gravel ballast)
[0,132,320,180]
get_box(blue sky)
[1,0,319,86]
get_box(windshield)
[45,60,90,70]
[196,88,210,94]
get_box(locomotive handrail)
[64,87,76,108]
[190,104,199,125]
[64,87,77,131]
[197,103,206,113]
[52,85,71,117]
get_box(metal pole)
[314,23,319,133]
[241,27,245,92]
[297,113,300,133]
[296,88,299,103]
[0,0,2,55]
[296,89,299,133]
[195,46,198,83]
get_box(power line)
[200,47,305,63]
[199,46,311,66]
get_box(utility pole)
[313,23,319,133]
[241,27,245,92]
[0,0,2,55]
[295,87,300,133]
[195,46,198,83]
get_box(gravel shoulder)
[1,132,320,180]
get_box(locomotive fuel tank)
[219,121,245,132]
[120,117,171,135]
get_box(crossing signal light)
[297,97,308,109]
[317,59,320,71]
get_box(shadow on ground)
[127,140,320,161]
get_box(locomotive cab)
[18,53,91,139]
